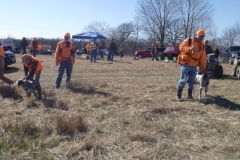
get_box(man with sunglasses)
[55,32,76,89]
[176,29,206,101]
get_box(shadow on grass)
[41,99,68,111]
[67,85,111,97]
[200,95,240,110]
[4,66,19,74]
[115,60,132,64]
[219,74,237,80]
[0,85,23,100]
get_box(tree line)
[11,0,240,56]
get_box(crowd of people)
[20,37,44,56]
[0,30,222,101]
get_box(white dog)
[194,73,210,99]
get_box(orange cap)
[65,32,70,37]
[196,29,205,35]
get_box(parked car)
[221,46,240,64]
[4,50,16,68]
[163,45,180,61]
[134,47,166,58]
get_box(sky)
[0,0,240,40]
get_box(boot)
[37,88,42,100]
[187,89,194,100]
[176,89,183,101]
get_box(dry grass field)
[0,54,240,160]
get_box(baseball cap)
[196,29,205,35]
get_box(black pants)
[32,49,38,57]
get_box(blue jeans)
[151,53,155,61]
[177,64,197,90]
[109,50,114,61]
[56,60,73,88]
[35,71,41,89]
[90,49,97,62]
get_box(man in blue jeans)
[176,29,206,101]
[55,32,76,89]
[90,39,98,62]
[108,39,117,61]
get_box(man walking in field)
[55,32,76,89]
[20,37,29,55]
[90,39,98,63]
[30,37,39,57]
[176,29,206,101]
[108,39,117,61]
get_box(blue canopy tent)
[72,31,107,40]
[72,31,107,59]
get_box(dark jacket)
[109,42,117,51]
[205,45,213,55]
[21,38,29,49]
[213,48,220,58]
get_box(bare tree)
[84,21,110,36]
[131,16,142,56]
[137,0,179,46]
[221,26,239,46]
[177,0,214,39]
[165,18,184,45]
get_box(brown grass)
[0,54,240,159]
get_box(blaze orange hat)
[65,32,70,37]
[21,54,31,63]
[196,29,205,35]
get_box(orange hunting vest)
[56,40,75,63]
[0,47,4,57]
[23,57,43,74]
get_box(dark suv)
[221,46,240,64]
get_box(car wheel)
[138,54,143,59]
[236,66,240,80]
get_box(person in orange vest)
[86,42,91,59]
[55,32,76,89]
[0,42,14,85]
[151,43,155,61]
[30,37,39,57]
[176,29,206,101]
[21,54,43,99]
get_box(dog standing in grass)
[21,54,43,100]
[194,72,209,99]
[17,79,38,99]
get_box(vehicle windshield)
[230,46,240,51]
